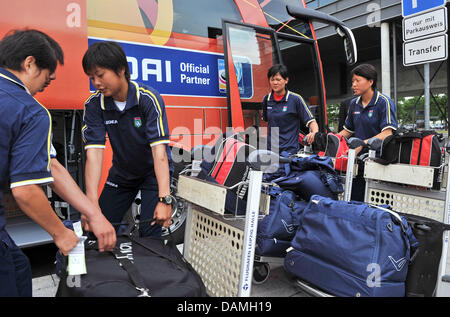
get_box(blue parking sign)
[402,0,446,17]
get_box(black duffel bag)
[375,128,444,167]
[56,234,206,297]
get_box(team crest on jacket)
[134,117,142,128]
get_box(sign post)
[402,0,447,129]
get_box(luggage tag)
[68,221,87,275]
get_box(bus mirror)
[336,25,357,65]
[287,5,358,65]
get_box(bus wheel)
[160,194,187,245]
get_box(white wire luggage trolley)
[177,170,267,297]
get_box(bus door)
[222,5,358,139]
[222,19,325,147]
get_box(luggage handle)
[369,204,404,228]
[86,219,178,264]
[89,210,187,266]
[414,223,432,232]
[109,218,176,248]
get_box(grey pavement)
[33,274,59,297]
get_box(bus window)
[227,25,278,104]
[224,23,278,129]
[277,35,322,134]
[259,0,312,38]
[170,0,242,38]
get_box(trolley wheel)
[252,262,270,284]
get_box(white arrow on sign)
[412,0,417,9]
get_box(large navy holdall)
[255,187,307,257]
[284,195,418,297]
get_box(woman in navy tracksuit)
[82,41,173,237]
[338,64,398,201]
[262,64,319,156]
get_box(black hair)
[267,64,289,80]
[351,64,377,90]
[82,41,130,81]
[0,29,63,73]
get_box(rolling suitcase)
[401,213,450,297]
[198,133,255,194]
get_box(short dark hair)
[82,41,130,81]
[267,64,289,80]
[351,64,377,90]
[0,29,64,73]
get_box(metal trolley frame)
[363,153,450,296]
[177,171,265,297]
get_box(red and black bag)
[375,129,443,166]
[318,133,349,172]
[197,133,256,200]
[374,128,444,188]
[209,136,255,188]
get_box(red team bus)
[0,0,356,246]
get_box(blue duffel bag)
[263,155,343,201]
[255,187,307,257]
[272,169,337,201]
[285,195,419,297]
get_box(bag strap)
[370,204,419,259]
[108,225,177,297]
[110,248,151,297]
